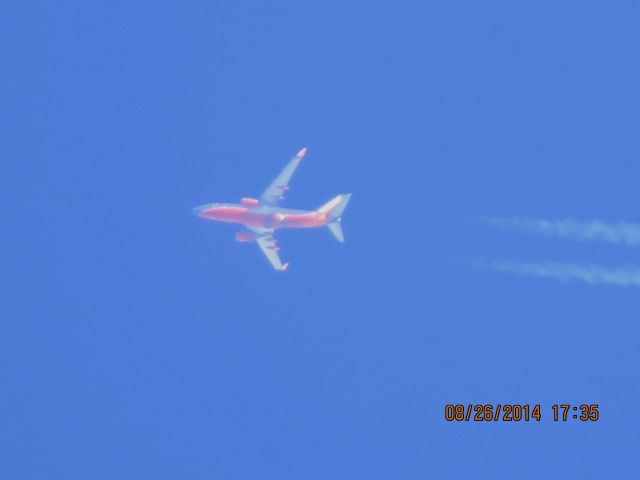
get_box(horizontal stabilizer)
[327,221,345,242]
[318,193,352,221]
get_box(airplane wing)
[259,147,307,206]
[250,228,289,271]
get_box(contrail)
[478,217,640,247]
[474,259,640,288]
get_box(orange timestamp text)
[444,404,600,422]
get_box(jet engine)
[241,197,260,208]
[235,231,255,243]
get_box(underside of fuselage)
[193,203,328,229]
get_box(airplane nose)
[192,205,207,216]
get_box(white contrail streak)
[474,259,640,288]
[478,217,640,247]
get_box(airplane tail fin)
[327,221,345,242]
[318,193,351,220]
[318,193,351,242]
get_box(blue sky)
[3,1,639,478]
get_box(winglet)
[296,147,308,159]
[279,263,289,271]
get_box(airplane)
[193,147,351,271]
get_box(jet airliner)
[193,147,351,270]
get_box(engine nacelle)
[235,231,255,243]
[241,197,260,208]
